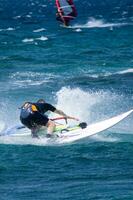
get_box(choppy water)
[0,0,133,199]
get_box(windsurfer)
[20,99,79,138]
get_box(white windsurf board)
[1,109,133,144]
[56,109,133,143]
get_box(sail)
[55,0,77,25]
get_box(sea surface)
[0,0,133,199]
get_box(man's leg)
[31,127,40,138]
[28,112,56,138]
[46,120,56,137]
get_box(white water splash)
[55,87,94,123]
[72,18,130,29]
[54,87,124,123]
[0,121,5,133]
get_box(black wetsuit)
[20,102,56,129]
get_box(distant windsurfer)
[55,0,77,26]
[20,99,79,138]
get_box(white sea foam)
[75,28,82,32]
[22,38,34,43]
[22,36,48,43]
[33,28,46,32]
[7,27,15,31]
[10,71,42,79]
[104,68,133,77]
[13,15,21,19]
[36,36,48,41]
[0,135,61,146]
[72,18,130,29]
[26,15,32,18]
[13,80,50,87]
[10,71,58,79]
[0,121,5,133]
[54,87,133,131]
[117,68,133,74]
[86,68,133,79]
[0,27,15,31]
[54,87,124,123]
[55,87,94,122]
[92,134,119,142]
[10,72,59,88]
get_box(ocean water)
[0,0,133,199]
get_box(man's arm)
[54,109,79,121]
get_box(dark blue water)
[0,0,133,199]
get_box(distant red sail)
[55,0,77,26]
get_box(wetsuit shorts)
[20,112,49,129]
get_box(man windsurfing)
[55,0,77,26]
[20,99,79,138]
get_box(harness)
[20,102,38,118]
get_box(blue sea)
[0,0,133,199]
